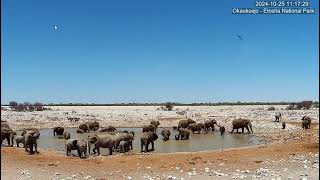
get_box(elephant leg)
[35,143,38,153]
[77,148,81,158]
[109,147,113,155]
[151,141,154,151]
[231,129,234,133]
[245,126,250,134]
[140,142,144,152]
[97,147,101,156]
[29,144,34,154]
[6,137,10,146]
[236,129,238,133]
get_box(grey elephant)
[88,134,116,155]
[142,124,155,132]
[188,123,205,134]
[65,139,87,158]
[140,132,158,153]
[178,119,196,130]
[150,120,160,132]
[78,123,89,132]
[1,121,16,146]
[63,131,71,140]
[178,128,190,140]
[24,129,40,154]
[204,119,217,133]
[99,126,117,132]
[275,112,282,122]
[161,129,171,141]
[302,116,312,129]
[76,129,85,133]
[87,121,100,131]
[114,132,134,151]
[15,135,25,147]
[231,118,253,134]
[118,140,130,153]
[53,126,64,136]
[219,126,226,135]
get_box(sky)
[1,0,319,104]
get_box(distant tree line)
[7,101,50,112]
[3,101,318,108]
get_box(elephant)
[142,124,155,132]
[79,123,89,133]
[150,120,160,132]
[65,139,87,158]
[99,126,117,132]
[63,131,71,140]
[76,129,85,133]
[204,119,217,133]
[118,140,130,153]
[24,129,40,154]
[178,128,190,140]
[53,126,64,136]
[140,132,158,153]
[275,112,282,122]
[1,123,15,147]
[15,135,25,147]
[178,119,196,130]
[88,134,116,155]
[302,116,312,129]
[282,122,286,129]
[174,134,180,140]
[231,118,253,134]
[172,126,178,130]
[161,129,171,141]
[87,121,100,131]
[188,123,205,134]
[219,126,226,135]
[114,132,134,151]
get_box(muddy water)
[13,128,260,155]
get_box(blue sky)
[1,0,319,104]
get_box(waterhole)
[12,128,260,155]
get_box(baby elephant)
[63,131,70,140]
[15,135,25,147]
[65,139,87,159]
[219,126,226,135]
[118,140,130,153]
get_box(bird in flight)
[236,34,243,40]
[54,25,59,31]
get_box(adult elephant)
[140,132,158,153]
[24,129,40,154]
[302,116,312,129]
[204,119,217,133]
[161,129,171,141]
[99,126,117,132]
[178,128,190,140]
[53,126,64,136]
[65,139,87,158]
[78,123,89,133]
[1,121,15,146]
[63,131,71,140]
[150,120,160,132]
[231,118,253,134]
[88,134,116,155]
[142,124,155,132]
[188,123,205,134]
[87,121,99,131]
[178,119,196,130]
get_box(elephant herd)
[1,115,313,158]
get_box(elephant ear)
[72,140,78,147]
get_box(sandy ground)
[1,105,319,179]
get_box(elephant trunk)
[248,122,253,133]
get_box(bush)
[267,106,276,111]
[164,102,174,111]
[296,101,313,110]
